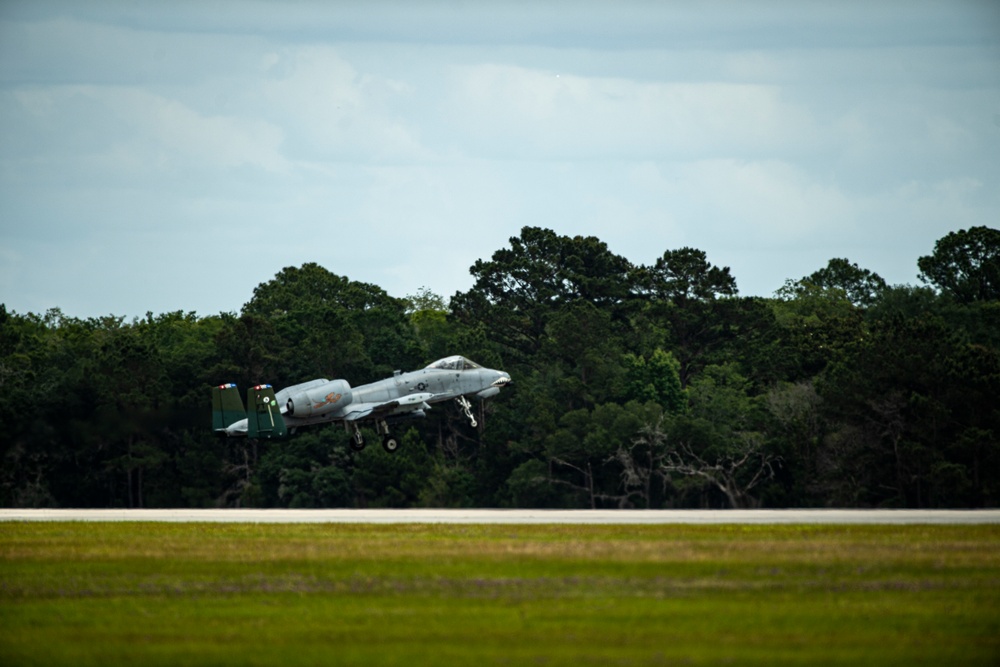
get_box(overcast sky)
[2,1,999,319]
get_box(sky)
[2,0,999,319]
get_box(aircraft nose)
[491,372,512,387]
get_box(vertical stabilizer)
[247,384,287,439]
[212,383,246,432]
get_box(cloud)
[444,63,815,160]
[107,88,288,172]
[1,1,998,319]
[673,160,854,242]
[257,45,427,163]
[7,85,287,176]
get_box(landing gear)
[348,420,401,454]
[349,424,366,452]
[456,395,478,428]
[381,435,399,453]
[375,419,401,454]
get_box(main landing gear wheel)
[381,435,400,454]
[350,425,366,452]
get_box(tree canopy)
[3,226,997,509]
[918,226,1000,303]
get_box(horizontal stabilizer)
[212,383,246,433]
[247,384,287,439]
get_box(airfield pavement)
[2,508,999,524]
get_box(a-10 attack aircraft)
[211,355,511,453]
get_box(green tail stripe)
[247,385,287,439]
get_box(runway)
[2,508,999,524]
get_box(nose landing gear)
[456,396,478,428]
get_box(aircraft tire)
[381,436,400,454]
[350,437,366,452]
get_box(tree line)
[2,226,998,509]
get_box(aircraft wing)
[342,392,433,422]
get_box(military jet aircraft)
[211,355,511,453]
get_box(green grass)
[2,523,999,665]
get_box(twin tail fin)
[211,383,287,439]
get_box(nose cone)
[475,370,512,400]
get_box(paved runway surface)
[2,508,999,524]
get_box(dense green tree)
[610,411,670,509]
[816,312,999,508]
[792,258,888,307]
[403,288,478,366]
[351,428,434,507]
[253,427,354,507]
[662,364,777,508]
[543,401,662,508]
[504,459,572,508]
[772,281,864,381]
[403,286,449,314]
[0,307,63,507]
[918,226,1000,303]
[451,227,636,363]
[622,349,686,414]
[762,380,823,506]
[633,248,740,385]
[539,300,624,409]
[2,227,997,511]
[211,313,283,389]
[242,263,421,382]
[638,247,738,305]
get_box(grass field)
[1,522,998,665]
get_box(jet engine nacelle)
[285,379,353,417]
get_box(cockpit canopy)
[425,355,483,371]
